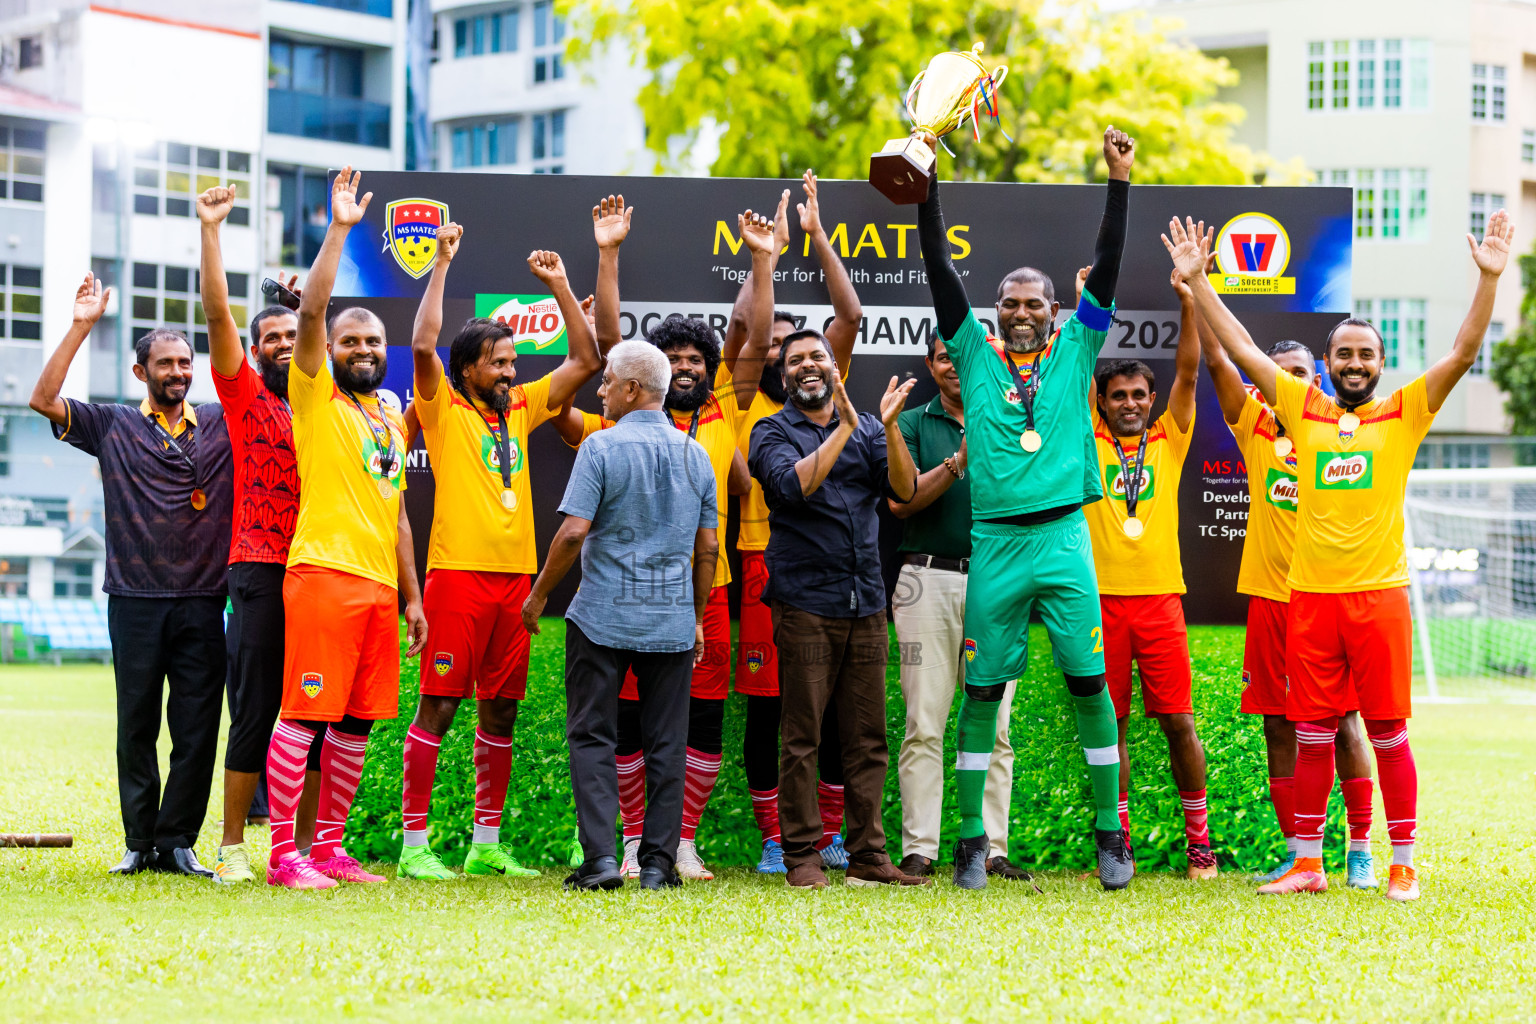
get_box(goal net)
[1404,466,1536,702]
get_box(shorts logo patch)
[745,649,764,674]
[1317,451,1373,489]
[1241,669,1252,689]
[300,672,323,698]
[433,652,453,677]
[963,638,978,662]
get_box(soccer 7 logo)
[1316,452,1373,489]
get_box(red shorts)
[1240,596,1290,715]
[733,552,779,696]
[281,564,400,722]
[1286,587,1411,721]
[418,569,531,701]
[1101,594,1193,718]
[620,585,731,701]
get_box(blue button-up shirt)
[559,409,717,653]
[748,403,898,619]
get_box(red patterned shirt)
[214,362,299,564]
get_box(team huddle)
[35,126,1512,899]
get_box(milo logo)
[480,433,524,476]
[1106,464,1156,501]
[1264,468,1299,511]
[474,294,569,354]
[1003,385,1022,405]
[1316,452,1373,489]
[365,440,405,484]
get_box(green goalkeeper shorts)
[962,512,1106,688]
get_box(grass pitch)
[1,640,1534,1022]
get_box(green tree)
[1490,247,1536,440]
[572,0,1303,184]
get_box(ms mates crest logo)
[383,198,449,278]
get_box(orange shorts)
[620,585,731,701]
[733,552,779,696]
[281,564,400,722]
[1286,587,1411,722]
[419,569,531,701]
[1101,594,1192,718]
[1240,596,1290,716]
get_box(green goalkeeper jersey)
[943,289,1115,520]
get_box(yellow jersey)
[1085,406,1194,596]
[1229,393,1300,603]
[1273,371,1435,593]
[287,359,408,589]
[414,363,554,575]
[723,364,778,552]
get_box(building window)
[1307,42,1325,110]
[1472,320,1504,376]
[0,124,45,202]
[131,263,248,357]
[532,0,565,83]
[131,143,251,225]
[1407,169,1428,237]
[0,416,9,476]
[1323,168,1429,242]
[268,37,388,148]
[54,561,95,599]
[1403,298,1426,371]
[269,165,333,268]
[450,118,519,167]
[1353,169,1374,238]
[1472,63,1487,120]
[0,557,28,597]
[1309,39,1428,112]
[1473,64,1506,123]
[1470,192,1505,238]
[1356,297,1426,371]
[454,7,518,57]
[1383,39,1402,108]
[1409,40,1431,109]
[1356,39,1375,109]
[531,110,565,172]
[1331,40,1350,109]
[18,36,42,70]
[0,264,43,341]
[1523,129,1535,163]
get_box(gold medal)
[501,488,516,511]
[378,478,395,499]
[1122,517,1144,540]
[1338,411,1360,434]
[1273,437,1293,458]
[190,488,206,511]
[1020,430,1042,453]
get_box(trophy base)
[869,136,937,205]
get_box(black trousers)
[564,620,693,870]
[224,563,286,775]
[107,595,227,852]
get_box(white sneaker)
[675,838,715,881]
[620,838,641,879]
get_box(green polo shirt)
[896,395,971,560]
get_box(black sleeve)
[1082,178,1129,308]
[917,175,971,341]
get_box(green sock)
[1071,688,1122,832]
[955,694,1002,839]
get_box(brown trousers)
[772,601,892,871]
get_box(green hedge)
[347,621,1355,874]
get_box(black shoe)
[156,847,215,879]
[638,865,682,890]
[109,849,156,875]
[986,855,1032,882]
[951,834,988,890]
[563,855,624,891]
[1095,828,1135,891]
[898,853,934,877]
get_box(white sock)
[1392,843,1414,867]
[1285,836,1299,854]
[402,830,428,848]
[1295,838,1323,859]
[1349,839,1370,853]
[472,824,500,846]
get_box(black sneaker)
[951,834,988,890]
[1095,828,1134,891]
[986,855,1032,882]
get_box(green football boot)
[398,843,458,881]
[464,842,539,877]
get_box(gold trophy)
[869,42,1009,204]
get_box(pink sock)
[750,787,781,844]
[1340,776,1373,845]
[312,728,369,862]
[1366,720,1417,860]
[400,724,442,837]
[473,728,513,842]
[1179,789,1210,846]
[616,751,646,842]
[815,780,844,850]
[1118,791,1131,836]
[265,720,316,866]
[1293,718,1339,857]
[681,749,722,843]
[1269,775,1296,839]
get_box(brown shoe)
[786,863,829,889]
[846,860,932,887]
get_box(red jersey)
[213,361,299,564]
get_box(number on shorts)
[1091,626,1103,653]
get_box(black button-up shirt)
[748,402,898,619]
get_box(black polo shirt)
[54,398,233,598]
[748,401,899,619]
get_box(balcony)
[268,90,391,149]
[286,0,393,15]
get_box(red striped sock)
[1366,720,1416,862]
[1293,718,1339,858]
[1268,775,1296,839]
[1340,776,1373,846]
[1179,789,1210,846]
[312,728,369,862]
[400,724,442,841]
[681,749,722,843]
[1118,791,1131,835]
[473,728,513,844]
[815,780,844,850]
[265,720,316,866]
[749,787,781,844]
[616,751,646,842]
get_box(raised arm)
[1082,127,1135,308]
[397,502,427,657]
[197,186,246,378]
[1167,265,1203,432]
[528,250,603,410]
[411,222,462,402]
[878,377,919,503]
[30,274,109,426]
[591,195,631,356]
[297,167,371,377]
[1427,209,1514,411]
[723,189,790,369]
[799,171,860,373]
[917,173,971,341]
[728,210,779,408]
[1166,217,1281,405]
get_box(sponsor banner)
[475,293,570,354]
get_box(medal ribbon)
[1001,350,1045,437]
[341,389,398,479]
[146,414,201,490]
[1112,430,1149,521]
